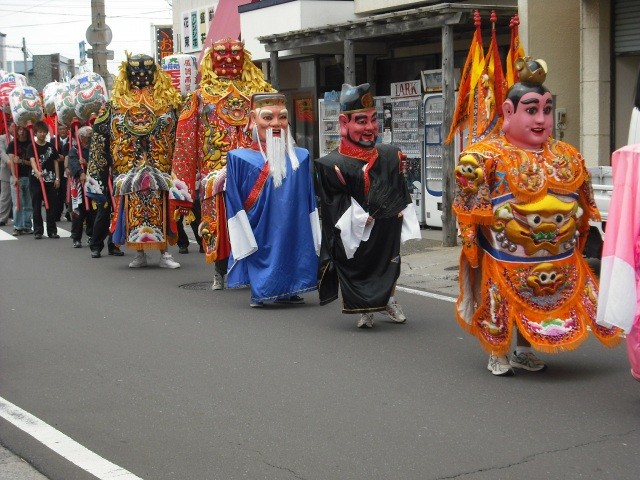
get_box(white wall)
[240,0,358,61]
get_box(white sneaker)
[357,313,374,328]
[385,300,407,323]
[128,252,147,268]
[510,351,547,372]
[211,272,224,290]
[158,252,180,269]
[487,354,515,376]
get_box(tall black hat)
[340,83,374,113]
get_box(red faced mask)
[211,39,245,79]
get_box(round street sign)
[86,23,113,46]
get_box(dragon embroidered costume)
[86,53,182,252]
[454,134,622,354]
[171,39,275,265]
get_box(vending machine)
[423,92,444,228]
[318,91,341,157]
[422,92,467,228]
[390,80,424,225]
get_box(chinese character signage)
[155,26,174,62]
[161,54,198,97]
[181,2,218,53]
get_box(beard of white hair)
[253,124,300,188]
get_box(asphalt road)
[0,226,638,480]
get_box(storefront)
[257,2,516,240]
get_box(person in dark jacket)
[67,126,95,248]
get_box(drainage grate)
[180,282,213,290]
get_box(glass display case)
[318,92,341,157]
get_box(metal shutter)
[615,0,640,55]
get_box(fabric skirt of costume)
[457,243,621,356]
[112,190,168,251]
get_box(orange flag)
[506,15,526,88]
[445,10,484,145]
[472,10,506,144]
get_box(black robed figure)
[314,83,421,329]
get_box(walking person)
[314,83,421,328]
[51,123,70,221]
[67,126,96,248]
[27,120,60,239]
[224,92,320,307]
[86,53,181,268]
[452,57,622,376]
[0,114,14,226]
[7,125,33,236]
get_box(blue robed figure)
[224,93,320,307]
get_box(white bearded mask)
[252,123,300,188]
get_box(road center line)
[396,286,457,303]
[0,396,142,480]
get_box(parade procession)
[0,1,639,479]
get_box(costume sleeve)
[596,146,640,333]
[453,150,492,267]
[225,150,257,260]
[304,150,321,256]
[86,103,112,202]
[170,93,199,207]
[335,197,369,259]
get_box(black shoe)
[91,250,101,258]
[178,246,189,254]
[64,212,71,221]
[108,248,124,256]
[0,221,6,226]
[199,246,205,253]
[73,240,82,248]
[34,233,43,240]
[49,233,60,239]
[274,295,305,305]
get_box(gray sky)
[0,0,173,75]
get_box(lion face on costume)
[494,195,579,255]
[455,153,484,194]
[526,262,564,295]
[125,104,157,135]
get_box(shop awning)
[198,0,247,64]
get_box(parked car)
[584,67,640,259]
[583,166,613,259]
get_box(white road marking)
[55,227,72,238]
[0,396,143,480]
[396,285,456,303]
[0,227,72,239]
[0,229,17,240]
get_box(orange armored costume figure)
[453,57,622,376]
[171,38,275,289]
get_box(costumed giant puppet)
[171,38,275,289]
[224,93,320,307]
[314,83,421,329]
[86,53,183,268]
[453,57,622,376]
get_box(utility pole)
[22,37,28,80]
[88,0,114,89]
